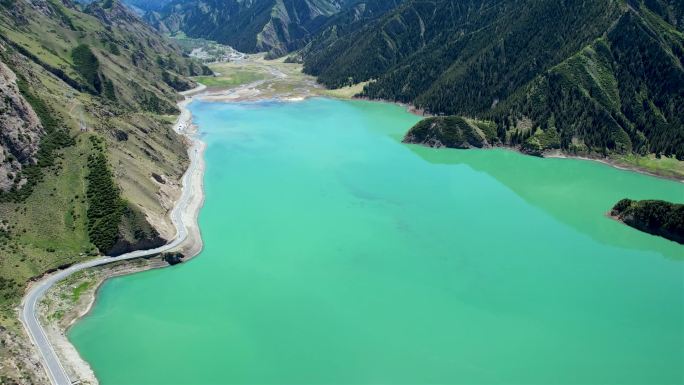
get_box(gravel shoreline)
[31,85,207,385]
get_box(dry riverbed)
[192,54,369,102]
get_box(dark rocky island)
[610,199,684,244]
[403,116,497,149]
[161,252,185,265]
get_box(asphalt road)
[19,96,202,385]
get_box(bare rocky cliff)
[0,52,43,192]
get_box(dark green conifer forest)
[301,0,684,158]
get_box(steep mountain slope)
[73,0,173,15]
[304,0,684,159]
[0,1,208,381]
[288,0,402,62]
[145,0,350,57]
[123,0,174,14]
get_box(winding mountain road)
[20,86,204,385]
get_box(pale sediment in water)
[33,54,684,383]
[69,98,684,385]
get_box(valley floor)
[194,53,369,102]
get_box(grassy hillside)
[287,0,402,63]
[0,1,209,381]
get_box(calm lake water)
[70,98,684,384]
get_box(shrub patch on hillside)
[85,141,124,253]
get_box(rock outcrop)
[403,116,497,149]
[0,55,43,192]
[106,205,167,256]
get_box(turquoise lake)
[69,98,684,384]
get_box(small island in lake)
[610,199,684,244]
[403,116,497,149]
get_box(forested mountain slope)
[303,0,684,159]
[0,2,208,380]
[145,0,352,57]
[287,0,402,62]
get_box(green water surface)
[69,98,684,385]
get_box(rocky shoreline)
[543,151,684,183]
[403,130,683,183]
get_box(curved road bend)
[20,88,204,385]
